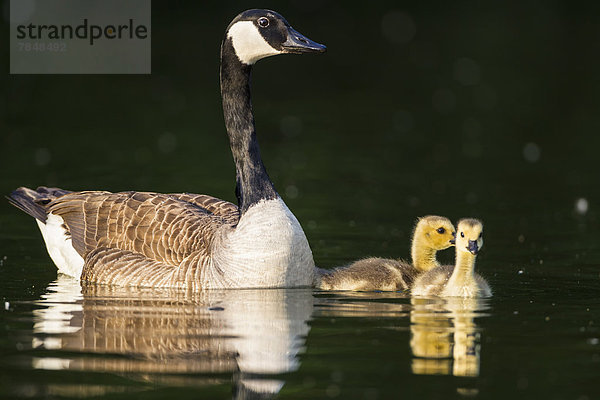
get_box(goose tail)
[6,186,71,223]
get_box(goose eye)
[436,227,445,234]
[257,17,270,28]
[460,232,465,238]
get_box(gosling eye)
[460,232,465,238]
[479,232,483,238]
[257,17,270,28]
[436,227,445,234]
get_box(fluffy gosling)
[315,216,456,291]
[411,218,491,298]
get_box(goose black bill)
[282,27,326,53]
[468,240,479,255]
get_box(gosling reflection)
[32,275,313,398]
[314,291,411,318]
[409,297,488,377]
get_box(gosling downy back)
[316,216,455,291]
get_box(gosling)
[315,216,456,291]
[411,218,491,298]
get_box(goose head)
[225,9,326,65]
[415,215,456,250]
[456,219,484,255]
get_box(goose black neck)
[220,38,279,214]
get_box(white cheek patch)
[228,21,282,65]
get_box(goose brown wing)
[168,193,239,225]
[47,191,233,266]
[82,247,177,286]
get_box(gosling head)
[456,218,484,255]
[225,9,326,65]
[414,216,456,251]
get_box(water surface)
[2,1,600,399]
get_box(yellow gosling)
[411,215,457,272]
[316,216,456,291]
[411,218,491,298]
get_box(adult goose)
[7,10,326,289]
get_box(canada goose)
[315,216,456,291]
[411,219,491,297]
[7,10,326,289]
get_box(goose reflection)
[32,275,313,398]
[409,296,489,377]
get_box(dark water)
[2,1,600,399]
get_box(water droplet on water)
[523,143,540,163]
[575,198,589,215]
